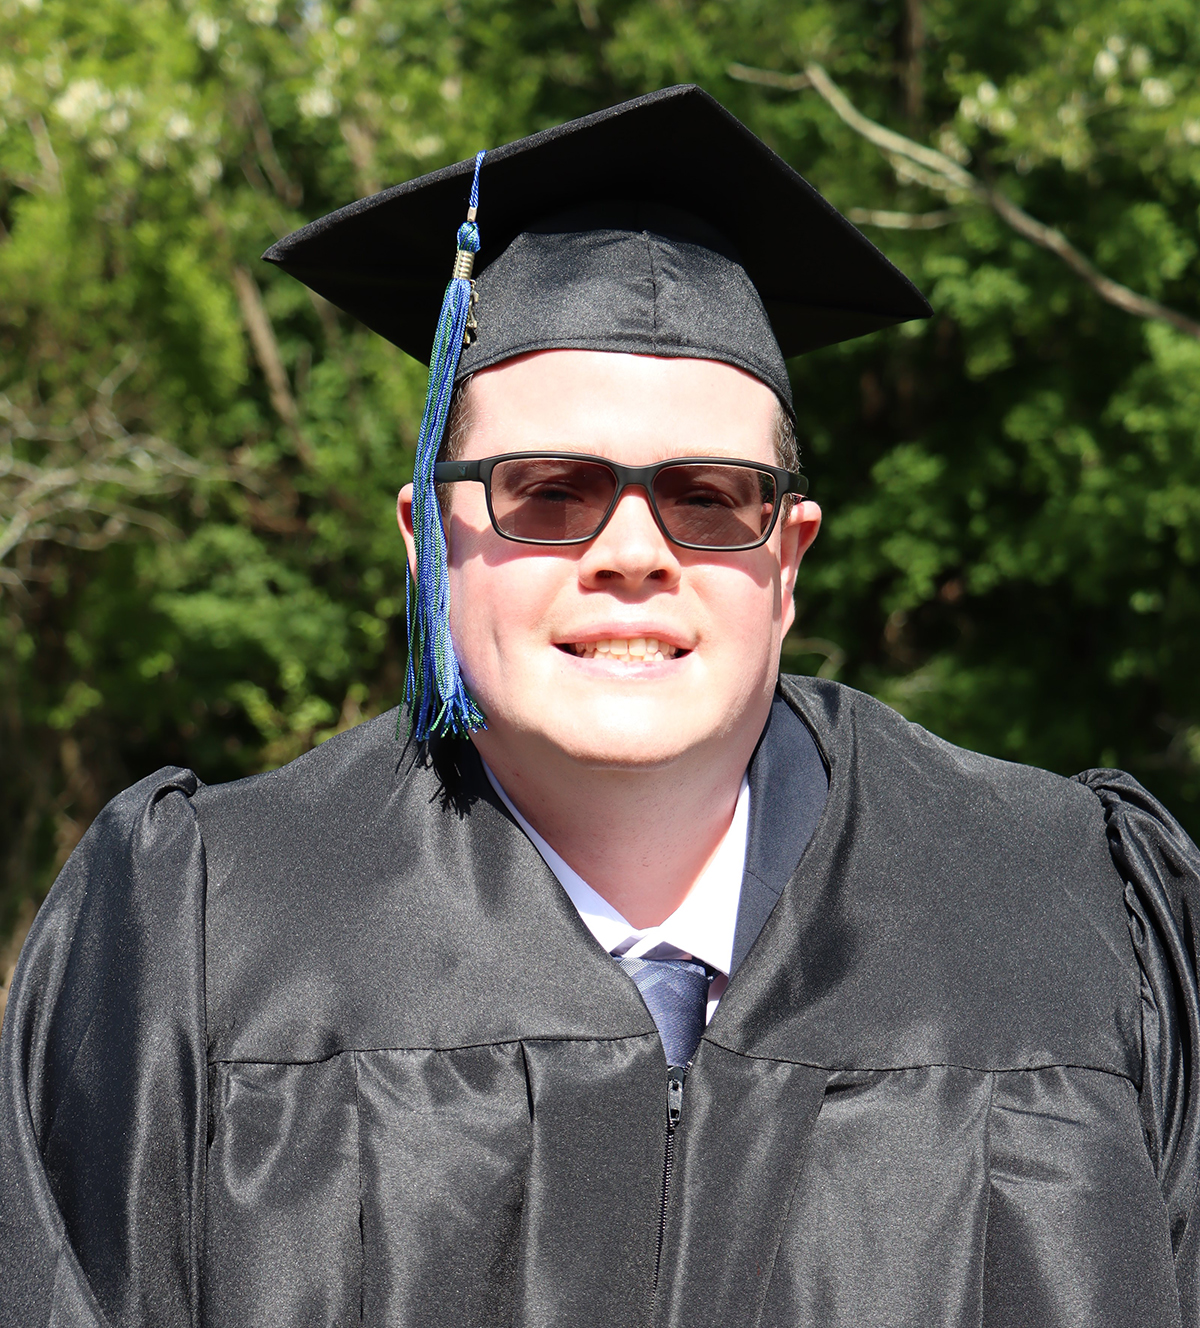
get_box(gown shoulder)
[1074,767,1200,1297]
[0,764,207,1328]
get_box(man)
[3,85,1200,1328]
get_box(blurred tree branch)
[239,94,303,209]
[729,62,1200,341]
[847,207,961,229]
[0,353,222,591]
[727,63,812,91]
[26,115,61,195]
[339,118,381,198]
[231,265,302,434]
[230,265,356,510]
[901,0,925,122]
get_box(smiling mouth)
[557,637,685,662]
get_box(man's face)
[399,349,821,774]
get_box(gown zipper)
[654,1065,688,1300]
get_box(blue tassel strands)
[403,150,488,742]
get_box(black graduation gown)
[3,675,1200,1328]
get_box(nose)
[577,484,681,592]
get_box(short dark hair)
[440,377,476,467]
[774,401,799,473]
[434,378,477,517]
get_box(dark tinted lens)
[652,463,777,548]
[489,458,617,542]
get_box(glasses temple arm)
[432,459,483,482]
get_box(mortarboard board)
[265,84,932,741]
[265,84,930,408]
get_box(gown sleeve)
[0,768,208,1328]
[1078,768,1200,1322]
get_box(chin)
[521,695,727,772]
[544,728,699,772]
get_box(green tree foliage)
[2,0,1199,939]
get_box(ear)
[777,499,822,637]
[397,484,418,581]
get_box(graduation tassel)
[403,149,488,743]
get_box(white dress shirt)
[484,765,750,1023]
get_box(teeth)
[567,637,681,662]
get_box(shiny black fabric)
[0,770,207,1328]
[732,693,828,974]
[3,677,1200,1327]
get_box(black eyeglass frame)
[432,452,809,552]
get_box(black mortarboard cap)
[264,84,931,414]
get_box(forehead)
[457,350,780,466]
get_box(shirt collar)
[483,762,749,978]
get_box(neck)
[473,727,760,930]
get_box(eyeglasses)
[432,452,808,552]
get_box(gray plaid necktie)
[616,956,711,1068]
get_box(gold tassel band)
[452,249,475,280]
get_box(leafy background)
[3,0,1200,1006]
